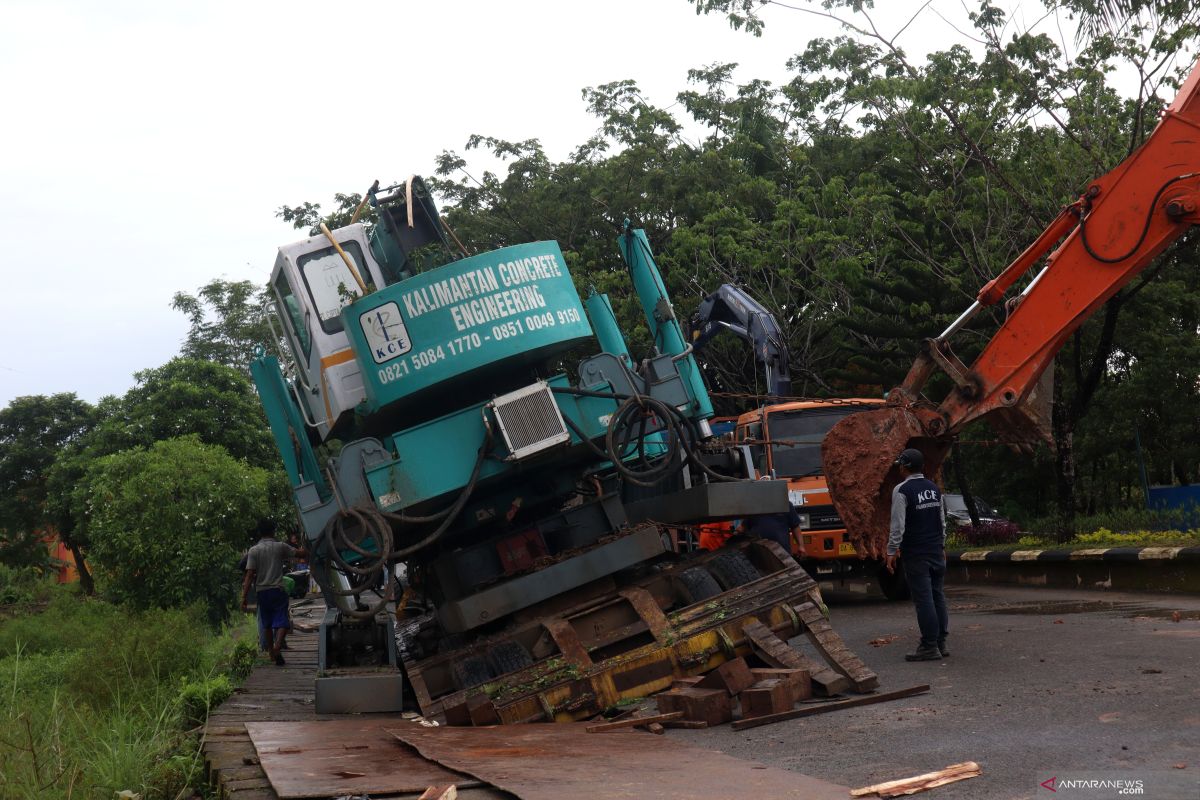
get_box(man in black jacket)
[884,448,949,662]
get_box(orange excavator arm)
[823,59,1200,557]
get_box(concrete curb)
[944,546,1200,593]
[948,546,1200,563]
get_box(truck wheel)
[876,563,910,601]
[707,550,761,590]
[451,655,492,690]
[677,567,722,604]
[487,641,534,676]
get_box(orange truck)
[732,398,910,599]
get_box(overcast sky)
[0,0,1106,407]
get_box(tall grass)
[0,591,255,799]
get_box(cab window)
[296,241,369,334]
[273,271,312,360]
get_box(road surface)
[670,583,1200,799]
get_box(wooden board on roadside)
[851,761,981,798]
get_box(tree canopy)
[0,394,98,568]
[82,435,272,623]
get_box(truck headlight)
[796,513,810,530]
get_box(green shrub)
[0,564,56,607]
[1025,507,1193,538]
[226,639,258,680]
[1074,528,1200,547]
[178,674,233,728]
[83,434,271,624]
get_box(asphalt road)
[668,583,1200,799]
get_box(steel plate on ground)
[246,719,475,799]
[387,722,850,800]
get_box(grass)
[0,586,256,799]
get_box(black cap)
[895,448,924,470]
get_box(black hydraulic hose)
[324,506,392,577]
[316,421,492,619]
[606,395,686,486]
[1079,172,1200,263]
[385,421,493,559]
[562,411,615,461]
[554,383,739,484]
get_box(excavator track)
[398,537,878,724]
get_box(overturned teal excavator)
[252,177,869,720]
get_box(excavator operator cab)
[267,177,457,442]
[268,223,385,442]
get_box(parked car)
[943,493,1006,528]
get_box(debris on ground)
[851,761,982,798]
[869,635,901,647]
[585,711,683,732]
[731,685,931,731]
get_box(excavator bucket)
[821,406,952,559]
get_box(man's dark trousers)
[902,553,949,647]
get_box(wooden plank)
[662,719,708,730]
[695,657,755,696]
[730,685,931,731]
[794,602,880,692]
[851,762,981,798]
[739,679,792,718]
[655,687,734,726]
[585,711,683,732]
[749,668,812,702]
[419,786,459,800]
[741,619,850,696]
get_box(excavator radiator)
[490,381,570,460]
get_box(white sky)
[0,0,1138,406]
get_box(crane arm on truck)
[822,58,1200,558]
[689,284,792,397]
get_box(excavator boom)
[824,59,1200,556]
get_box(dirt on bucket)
[820,406,951,559]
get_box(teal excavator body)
[252,178,785,713]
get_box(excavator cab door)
[269,223,387,441]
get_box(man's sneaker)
[905,645,943,662]
[937,639,949,658]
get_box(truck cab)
[735,398,886,568]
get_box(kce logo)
[916,489,939,502]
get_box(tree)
[45,358,287,589]
[171,279,275,375]
[82,436,272,623]
[0,394,98,576]
[686,0,1200,537]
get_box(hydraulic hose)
[316,419,494,619]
